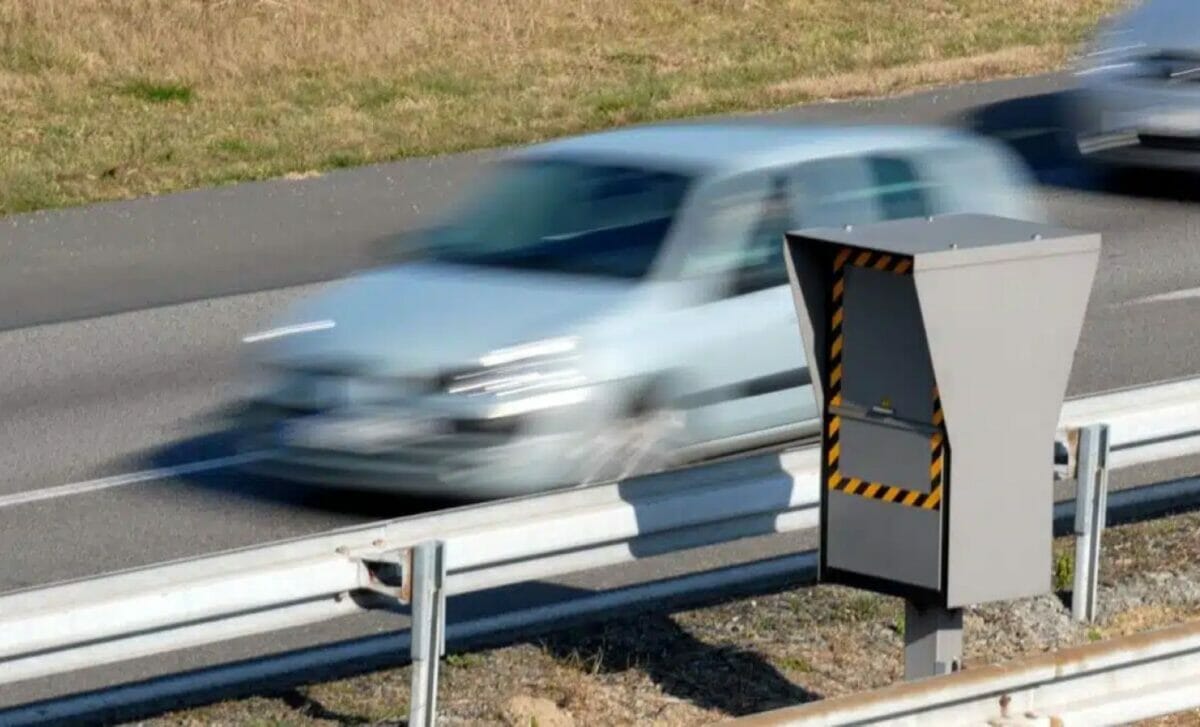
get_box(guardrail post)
[904,601,962,680]
[1073,423,1111,623]
[409,540,446,727]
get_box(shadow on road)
[960,88,1200,204]
[959,90,1087,180]
[141,429,458,519]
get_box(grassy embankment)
[0,1,1116,216]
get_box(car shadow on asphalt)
[960,89,1200,204]
[142,429,460,519]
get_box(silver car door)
[665,170,814,449]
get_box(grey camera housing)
[784,214,1100,608]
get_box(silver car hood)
[254,262,633,375]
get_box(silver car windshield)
[420,159,694,279]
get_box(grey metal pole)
[903,601,962,680]
[1073,424,1111,623]
[409,541,446,727]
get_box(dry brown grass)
[1141,710,1200,726]
[0,0,1120,216]
[1102,604,1197,638]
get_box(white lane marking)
[1122,286,1200,307]
[0,451,269,509]
[1074,61,1139,76]
[242,320,335,343]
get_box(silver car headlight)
[447,337,591,418]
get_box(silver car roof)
[514,122,977,175]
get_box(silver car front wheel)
[573,406,685,486]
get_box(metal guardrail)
[2,376,1199,724]
[729,618,1200,726]
[1057,375,1200,623]
[1058,376,1200,471]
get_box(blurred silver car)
[235,123,1036,498]
[1072,0,1200,169]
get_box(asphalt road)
[2,72,1200,710]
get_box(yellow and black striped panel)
[827,248,913,408]
[842,247,914,276]
[823,246,944,511]
[825,385,945,511]
[924,387,946,511]
[826,471,943,509]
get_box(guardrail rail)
[730,619,1200,726]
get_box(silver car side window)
[730,176,794,294]
[787,156,882,228]
[675,172,776,279]
[866,156,935,220]
[789,154,935,226]
[674,154,937,293]
[907,144,1036,221]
